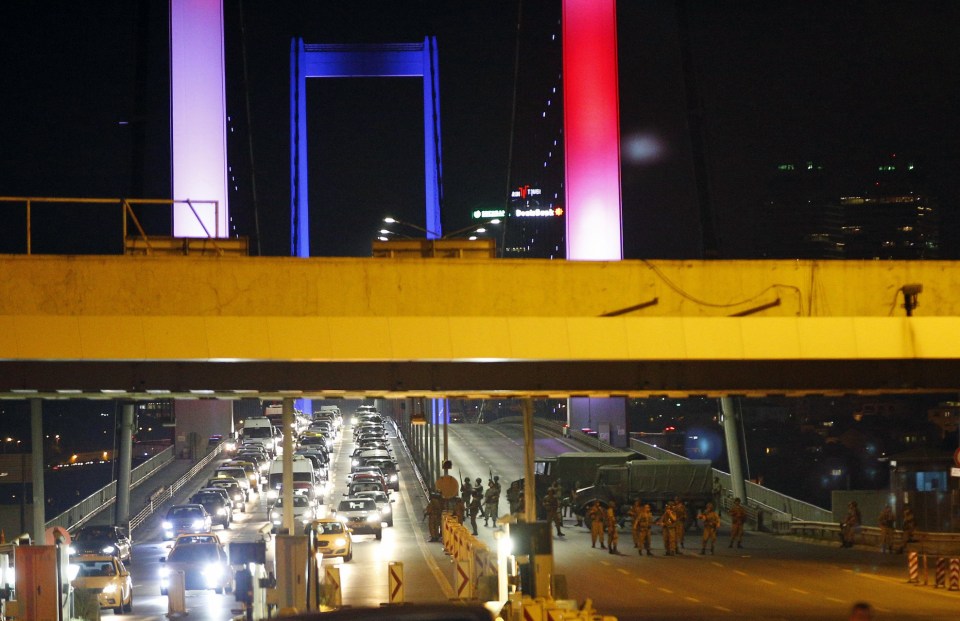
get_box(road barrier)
[167,570,187,616]
[950,558,960,591]
[908,551,919,584]
[324,566,342,608]
[388,561,404,604]
[935,557,947,588]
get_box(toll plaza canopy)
[0,255,958,399]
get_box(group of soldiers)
[852,503,916,554]
[423,473,502,540]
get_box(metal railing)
[128,443,224,532]
[0,195,221,254]
[787,521,960,555]
[45,446,175,532]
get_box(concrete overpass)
[1,254,958,398]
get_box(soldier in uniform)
[878,505,895,554]
[673,497,688,551]
[636,504,654,555]
[423,492,444,542]
[898,506,916,554]
[506,480,521,515]
[605,504,619,554]
[628,500,644,549]
[840,500,861,548]
[474,478,484,520]
[542,487,564,537]
[453,496,466,524]
[460,477,473,504]
[698,502,720,555]
[483,480,499,527]
[728,497,746,548]
[659,501,677,556]
[587,501,606,548]
[468,488,483,535]
[568,484,583,527]
[712,476,724,517]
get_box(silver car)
[334,498,382,539]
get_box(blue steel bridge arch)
[290,38,444,257]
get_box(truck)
[510,452,636,519]
[575,459,714,525]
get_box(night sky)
[1,1,959,258]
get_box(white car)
[269,494,317,532]
[353,490,395,527]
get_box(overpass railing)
[128,442,224,532]
[494,416,623,453]
[45,446,175,532]
[629,438,833,524]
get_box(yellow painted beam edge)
[0,315,958,361]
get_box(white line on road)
[617,568,630,575]
[711,561,724,568]
[790,588,809,595]
[759,578,776,585]
[734,570,748,577]
[637,578,649,585]
[713,605,733,613]
[684,596,700,603]
[657,587,674,594]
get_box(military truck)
[575,459,714,524]
[510,452,635,519]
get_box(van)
[241,417,279,455]
[267,456,319,500]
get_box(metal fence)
[45,446,175,532]
[128,443,224,532]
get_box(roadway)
[90,414,959,620]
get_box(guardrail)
[45,446,175,532]
[128,443,224,532]
[493,416,623,453]
[787,520,960,555]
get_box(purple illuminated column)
[170,0,229,238]
[562,0,623,260]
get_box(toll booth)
[505,522,553,599]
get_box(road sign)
[388,561,404,603]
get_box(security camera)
[901,284,923,296]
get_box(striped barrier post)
[324,565,342,608]
[456,558,474,599]
[388,561,404,603]
[949,558,960,591]
[907,551,919,584]
[442,513,452,554]
[935,557,947,588]
[521,597,543,621]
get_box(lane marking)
[637,578,649,585]
[734,570,748,577]
[825,597,844,603]
[600,561,610,566]
[657,587,674,594]
[791,588,809,595]
[617,568,630,575]
[713,605,733,613]
[711,561,724,568]
[759,578,776,586]
[684,596,700,603]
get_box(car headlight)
[334,537,347,547]
[267,490,279,500]
[102,583,117,594]
[390,475,398,482]
[366,514,380,523]
[271,511,280,519]
[217,507,227,516]
[67,545,77,555]
[192,519,205,529]
[351,459,359,466]
[162,521,172,530]
[101,545,116,554]
[235,493,245,502]
[303,509,313,520]
[381,505,390,514]
[159,567,170,578]
[225,442,236,451]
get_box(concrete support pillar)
[522,399,536,523]
[30,399,45,542]
[115,403,135,527]
[433,401,441,488]
[443,398,449,464]
[720,397,747,503]
[424,401,432,486]
[282,398,295,535]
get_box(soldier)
[492,475,502,516]
[460,477,473,504]
[468,488,483,536]
[712,476,724,517]
[628,500,643,549]
[568,484,583,527]
[587,501,606,549]
[698,502,720,555]
[474,478,484,519]
[673,497,688,551]
[506,481,521,515]
[636,504,654,555]
[898,506,916,554]
[453,496,466,524]
[728,497,746,548]
[878,505,894,554]
[483,480,499,527]
[840,500,861,548]
[659,501,677,556]
[542,487,564,537]
[423,492,443,542]
[605,503,619,554]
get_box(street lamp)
[381,216,501,240]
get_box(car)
[71,554,133,614]
[307,517,353,561]
[213,466,252,498]
[346,465,385,486]
[162,504,213,540]
[69,524,132,562]
[363,458,399,491]
[159,541,234,595]
[348,480,389,498]
[223,459,261,491]
[348,471,387,492]
[188,489,232,529]
[269,494,317,532]
[236,450,270,474]
[333,498,383,539]
[206,477,247,511]
[195,485,235,512]
[448,411,464,424]
[354,490,395,527]
[170,533,223,549]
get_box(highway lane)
[442,419,960,620]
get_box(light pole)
[381,216,501,240]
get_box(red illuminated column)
[563,0,623,260]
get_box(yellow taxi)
[308,517,353,562]
[71,554,133,614]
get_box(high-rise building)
[501,184,565,258]
[758,161,844,259]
